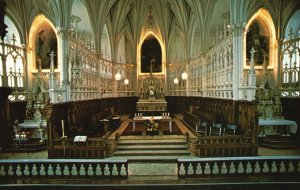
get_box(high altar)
[137,59,167,112]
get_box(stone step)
[113,149,191,156]
[119,135,185,140]
[107,155,196,162]
[117,144,188,150]
[118,139,186,145]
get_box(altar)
[137,100,167,112]
[132,115,173,132]
[258,119,297,137]
[136,59,167,112]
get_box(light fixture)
[182,71,187,87]
[115,72,121,81]
[174,77,179,84]
[124,78,129,85]
[181,71,187,80]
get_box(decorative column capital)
[231,22,246,36]
[56,27,69,39]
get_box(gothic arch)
[244,8,277,69]
[101,24,112,60]
[137,31,166,76]
[28,14,59,72]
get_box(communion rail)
[178,156,300,178]
[0,159,128,180]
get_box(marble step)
[113,149,191,156]
[119,135,185,140]
[117,144,188,150]
[107,155,195,162]
[118,139,186,145]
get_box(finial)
[289,27,294,40]
[49,50,56,72]
[250,46,256,68]
[11,34,16,45]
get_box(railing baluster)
[178,156,300,178]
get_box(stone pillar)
[0,87,12,147]
[56,27,70,102]
[231,22,245,100]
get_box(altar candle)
[61,120,65,137]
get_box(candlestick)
[61,120,65,137]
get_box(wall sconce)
[174,77,179,85]
[124,78,129,85]
[182,71,187,80]
[182,71,187,87]
[115,72,121,90]
[115,72,121,81]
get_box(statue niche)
[36,25,57,70]
[141,37,162,73]
[246,22,269,66]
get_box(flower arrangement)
[144,117,159,131]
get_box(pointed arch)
[137,30,166,76]
[28,14,59,72]
[101,24,112,59]
[244,8,277,69]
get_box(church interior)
[0,0,300,189]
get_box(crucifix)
[149,58,155,84]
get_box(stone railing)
[178,156,300,177]
[0,159,128,179]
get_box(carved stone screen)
[141,37,162,73]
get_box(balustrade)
[0,159,128,178]
[178,156,300,177]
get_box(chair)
[210,123,222,135]
[227,124,237,135]
[196,121,208,136]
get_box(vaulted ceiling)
[5,0,229,54]
[5,0,299,61]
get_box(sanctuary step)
[112,135,192,162]
[259,135,300,149]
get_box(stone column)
[56,27,70,102]
[231,22,245,100]
[0,87,12,147]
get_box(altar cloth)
[259,119,297,134]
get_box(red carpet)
[122,121,182,136]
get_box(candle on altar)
[61,120,65,137]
